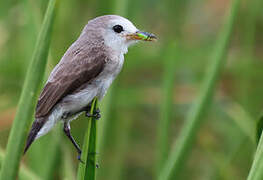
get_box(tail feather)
[24,118,46,154]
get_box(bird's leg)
[63,123,84,163]
[85,104,101,120]
[61,112,71,119]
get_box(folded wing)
[35,47,107,118]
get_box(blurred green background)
[0,0,263,179]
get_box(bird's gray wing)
[35,47,107,118]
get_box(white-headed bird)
[24,15,156,159]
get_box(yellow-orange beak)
[126,31,157,41]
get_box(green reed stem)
[0,0,58,179]
[77,98,99,180]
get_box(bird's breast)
[96,55,124,99]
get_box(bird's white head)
[84,15,157,54]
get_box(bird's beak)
[126,31,157,41]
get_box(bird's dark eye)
[113,25,124,33]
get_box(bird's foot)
[77,153,85,164]
[61,112,71,119]
[86,108,101,120]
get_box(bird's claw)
[77,154,85,164]
[86,108,101,120]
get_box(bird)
[24,15,157,158]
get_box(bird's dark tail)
[24,118,46,154]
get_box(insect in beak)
[127,31,157,41]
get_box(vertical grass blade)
[247,126,263,180]
[85,100,99,180]
[156,42,178,172]
[0,0,59,179]
[157,0,240,179]
[77,98,98,180]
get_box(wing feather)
[35,46,107,118]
